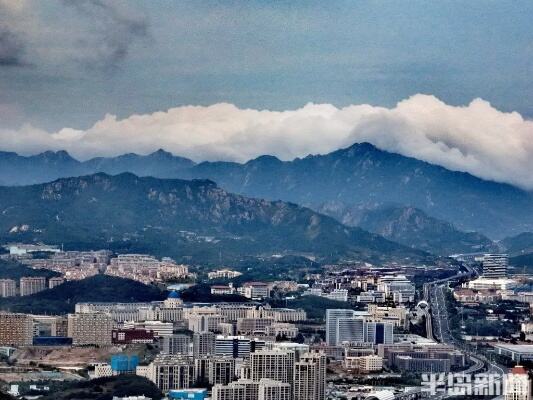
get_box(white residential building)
[504,366,531,400]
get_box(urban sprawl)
[0,244,532,400]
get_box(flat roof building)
[483,254,509,278]
[493,344,533,363]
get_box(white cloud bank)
[1,94,533,189]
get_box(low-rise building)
[112,328,155,344]
[467,277,517,291]
[394,355,450,373]
[344,355,383,373]
[240,282,270,300]
[211,285,236,295]
[208,269,243,280]
[168,389,207,400]
[367,304,408,329]
[266,323,298,339]
[493,344,533,363]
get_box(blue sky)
[1,0,532,131]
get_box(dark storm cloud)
[0,1,28,67]
[63,0,149,68]
[0,29,25,66]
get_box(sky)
[1,1,533,188]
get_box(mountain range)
[0,149,193,186]
[2,142,533,245]
[184,143,533,240]
[0,173,425,263]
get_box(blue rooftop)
[168,290,180,299]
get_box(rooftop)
[493,343,533,353]
[511,365,528,375]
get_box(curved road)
[400,265,506,399]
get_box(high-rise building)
[193,332,216,357]
[0,279,16,298]
[0,312,33,346]
[325,309,355,345]
[483,254,509,278]
[365,322,394,345]
[326,310,394,346]
[67,312,113,346]
[258,379,291,400]
[336,317,365,344]
[48,277,65,289]
[211,378,289,400]
[162,334,191,355]
[211,379,251,400]
[250,349,295,385]
[20,277,46,296]
[208,357,236,385]
[139,355,195,392]
[293,351,326,400]
[505,366,531,400]
[216,336,252,359]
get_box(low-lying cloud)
[1,94,533,190]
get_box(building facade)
[20,277,46,296]
[67,312,114,346]
[293,351,326,400]
[483,254,509,278]
[505,366,531,400]
[0,312,33,346]
[0,279,16,297]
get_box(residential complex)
[20,276,46,296]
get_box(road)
[401,265,507,399]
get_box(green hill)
[0,274,166,314]
[0,172,428,263]
[0,259,60,280]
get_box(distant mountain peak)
[36,149,78,163]
[246,154,283,165]
[150,148,174,158]
[335,141,384,158]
